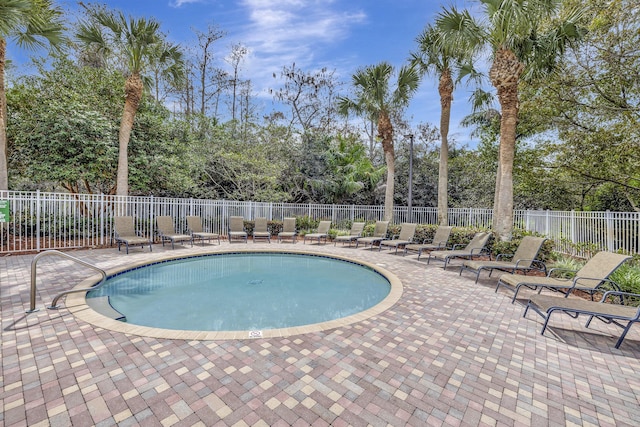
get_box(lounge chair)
[304,220,331,245]
[156,216,193,249]
[460,236,547,283]
[278,217,297,243]
[186,216,220,245]
[427,232,491,269]
[379,223,417,254]
[356,220,389,250]
[524,291,640,349]
[252,217,271,243]
[496,251,632,303]
[334,222,366,247]
[113,216,152,254]
[228,216,248,243]
[404,226,453,260]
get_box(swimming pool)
[73,250,403,340]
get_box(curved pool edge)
[65,248,403,340]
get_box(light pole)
[405,134,414,223]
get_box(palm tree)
[0,0,66,191]
[410,24,478,226]
[338,62,420,221]
[76,5,184,196]
[436,0,585,240]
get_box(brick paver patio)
[1,242,639,426]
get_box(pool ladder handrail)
[28,250,108,313]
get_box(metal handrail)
[27,250,108,313]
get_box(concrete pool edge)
[65,248,404,340]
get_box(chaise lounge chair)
[379,223,417,254]
[253,217,271,243]
[460,236,547,283]
[278,217,297,243]
[427,232,491,270]
[113,216,152,254]
[186,216,220,245]
[496,251,632,303]
[304,220,331,245]
[524,290,640,349]
[228,216,248,243]
[404,226,453,260]
[334,222,366,247]
[356,220,389,250]
[156,216,193,249]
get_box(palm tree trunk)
[379,111,395,221]
[116,73,143,196]
[438,70,453,226]
[490,47,523,241]
[0,38,8,191]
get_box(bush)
[610,262,640,294]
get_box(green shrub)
[610,262,640,294]
[547,254,585,278]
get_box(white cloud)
[234,0,366,97]
[170,0,203,8]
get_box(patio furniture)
[460,236,547,283]
[228,216,248,243]
[304,220,331,245]
[496,251,632,303]
[156,216,193,249]
[524,290,640,349]
[334,222,366,247]
[427,232,491,270]
[186,216,220,245]
[278,217,297,243]
[404,226,453,260]
[379,223,417,254]
[356,221,389,250]
[253,217,271,243]
[113,216,152,254]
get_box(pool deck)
[1,241,640,426]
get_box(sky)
[11,0,483,146]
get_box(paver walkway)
[1,242,639,426]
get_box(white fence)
[1,190,639,257]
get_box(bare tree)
[225,43,248,121]
[192,24,225,116]
[271,63,342,134]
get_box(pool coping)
[65,248,403,340]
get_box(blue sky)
[12,0,483,146]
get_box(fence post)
[545,210,550,236]
[149,195,154,241]
[36,190,41,252]
[100,193,105,247]
[606,210,615,252]
[571,210,576,250]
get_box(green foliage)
[522,0,640,211]
[295,215,320,232]
[610,263,640,294]
[191,122,291,202]
[548,254,584,278]
[7,57,195,195]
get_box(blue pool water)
[87,253,391,331]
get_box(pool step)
[87,296,126,321]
